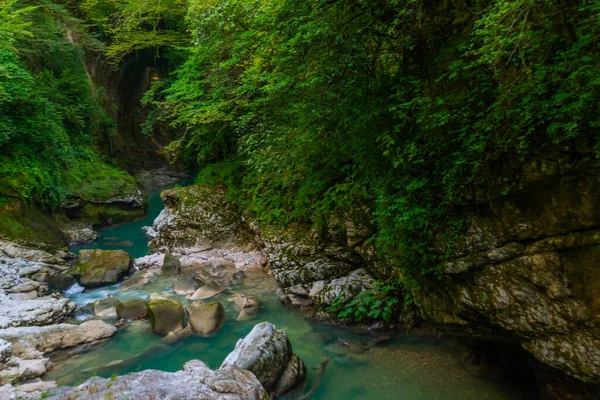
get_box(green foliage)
[0,0,119,210]
[145,0,600,300]
[328,279,402,323]
[78,0,189,62]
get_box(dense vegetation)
[140,0,600,296]
[0,0,133,211]
[2,0,600,317]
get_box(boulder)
[116,299,147,320]
[71,250,131,287]
[232,271,247,285]
[173,275,202,295]
[161,250,181,275]
[146,294,184,334]
[187,281,225,301]
[0,320,117,358]
[119,271,149,292]
[221,322,305,391]
[162,326,193,344]
[273,354,306,395]
[39,360,268,400]
[231,294,261,321]
[0,292,76,329]
[93,297,120,317]
[187,302,225,336]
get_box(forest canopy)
[2,0,600,301]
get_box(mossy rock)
[72,249,132,287]
[0,198,67,251]
[146,295,185,335]
[162,250,181,275]
[116,299,147,320]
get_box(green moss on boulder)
[146,294,185,335]
[72,249,131,287]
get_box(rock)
[0,339,11,365]
[232,270,247,285]
[62,223,99,245]
[0,320,117,358]
[161,250,181,275]
[187,281,225,301]
[16,379,57,393]
[162,326,193,344]
[71,250,131,287]
[310,268,376,306]
[93,297,120,317]
[0,292,76,329]
[236,307,260,321]
[0,321,116,384]
[0,358,49,384]
[221,322,305,391]
[148,185,256,251]
[116,299,147,320]
[187,302,225,336]
[231,294,261,321]
[133,253,164,269]
[273,354,306,395]
[119,270,149,291]
[146,294,184,334]
[173,275,202,295]
[40,360,268,400]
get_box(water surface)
[55,185,535,400]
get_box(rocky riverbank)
[141,179,600,398]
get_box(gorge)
[1,0,599,399]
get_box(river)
[49,184,536,399]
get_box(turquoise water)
[55,185,536,400]
[70,178,193,258]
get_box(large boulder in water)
[221,322,306,392]
[146,294,184,334]
[161,250,181,275]
[116,299,147,320]
[71,250,131,287]
[187,302,225,336]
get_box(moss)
[0,198,66,251]
[61,158,140,203]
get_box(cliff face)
[83,50,186,190]
[417,154,600,398]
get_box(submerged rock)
[116,299,147,320]
[71,250,131,287]
[93,297,119,317]
[173,275,202,295]
[146,294,184,335]
[187,281,225,301]
[162,326,193,344]
[119,270,149,292]
[221,322,305,392]
[231,294,261,321]
[40,360,268,400]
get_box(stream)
[51,184,535,399]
